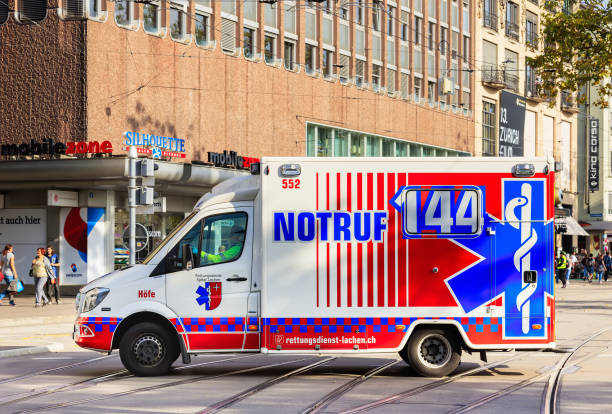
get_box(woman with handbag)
[0,244,19,306]
[31,248,52,307]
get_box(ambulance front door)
[165,206,253,352]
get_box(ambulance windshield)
[142,211,198,264]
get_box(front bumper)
[73,317,122,352]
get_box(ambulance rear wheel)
[402,329,461,377]
[119,322,179,376]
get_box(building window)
[339,54,350,82]
[143,2,160,34]
[221,18,237,52]
[195,14,210,46]
[264,35,276,64]
[264,3,276,27]
[451,31,459,59]
[451,0,459,27]
[483,0,497,30]
[222,0,235,15]
[461,90,470,110]
[244,0,256,21]
[322,49,333,78]
[244,27,256,59]
[387,5,395,35]
[462,35,470,62]
[355,0,364,25]
[339,0,349,20]
[372,64,382,90]
[414,77,422,98]
[505,49,519,92]
[372,5,381,31]
[382,139,395,157]
[335,131,349,156]
[355,59,365,86]
[284,41,295,70]
[414,0,422,13]
[462,0,469,32]
[305,10,316,40]
[428,80,436,103]
[17,0,46,23]
[526,11,538,46]
[482,101,496,156]
[387,68,396,93]
[170,4,186,41]
[505,1,519,40]
[88,0,101,19]
[428,21,435,51]
[284,1,296,34]
[115,0,132,27]
[305,44,316,73]
[367,137,381,156]
[401,11,409,41]
[414,16,422,45]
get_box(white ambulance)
[74,157,556,377]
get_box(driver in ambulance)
[200,226,244,264]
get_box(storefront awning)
[556,216,589,236]
[579,220,612,232]
[0,157,248,196]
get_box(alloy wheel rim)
[133,335,164,366]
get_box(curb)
[0,342,64,358]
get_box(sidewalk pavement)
[0,294,78,357]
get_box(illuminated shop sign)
[123,131,186,159]
[1,139,113,157]
[207,150,259,170]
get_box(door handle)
[226,276,247,282]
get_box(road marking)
[31,357,73,360]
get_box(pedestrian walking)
[604,251,612,282]
[44,246,61,304]
[556,252,568,288]
[585,253,596,282]
[0,244,19,306]
[31,248,53,307]
[595,253,606,284]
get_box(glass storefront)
[114,210,185,267]
[306,123,471,158]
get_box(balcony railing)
[505,21,520,41]
[525,30,538,47]
[525,79,548,102]
[483,11,498,30]
[561,91,580,113]
[481,66,519,92]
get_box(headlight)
[75,292,82,312]
[81,287,110,313]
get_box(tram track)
[0,354,255,408]
[0,355,116,386]
[197,357,337,414]
[12,356,320,414]
[445,326,612,414]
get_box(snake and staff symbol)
[504,183,538,334]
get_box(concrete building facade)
[472,0,582,249]
[0,0,478,159]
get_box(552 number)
[281,179,300,189]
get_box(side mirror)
[182,244,194,270]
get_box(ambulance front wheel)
[401,328,461,377]
[119,322,179,376]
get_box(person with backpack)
[586,253,596,282]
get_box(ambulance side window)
[199,212,248,267]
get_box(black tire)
[400,328,461,377]
[119,322,179,376]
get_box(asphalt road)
[1,281,611,414]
